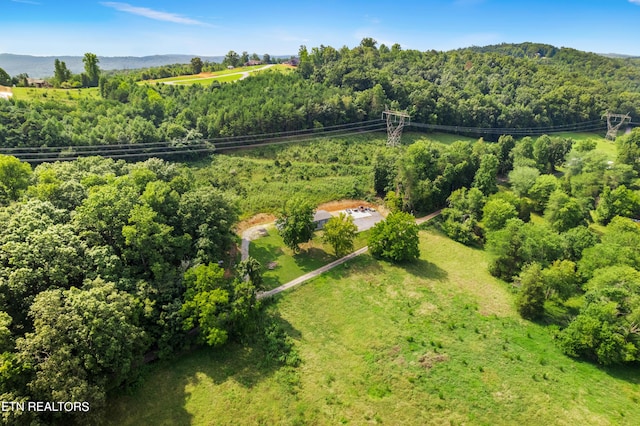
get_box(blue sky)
[2,0,640,57]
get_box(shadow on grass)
[403,258,449,281]
[293,247,332,270]
[251,240,284,266]
[602,363,640,384]
[108,313,301,425]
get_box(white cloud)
[630,0,640,5]
[100,2,211,26]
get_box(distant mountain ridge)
[0,54,226,78]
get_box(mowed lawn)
[249,225,371,290]
[107,230,640,425]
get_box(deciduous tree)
[191,57,203,74]
[83,52,100,87]
[368,211,419,263]
[516,262,546,320]
[472,154,499,196]
[482,198,518,232]
[180,263,230,347]
[0,155,31,204]
[322,212,358,257]
[276,197,315,253]
[18,279,147,420]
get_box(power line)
[11,125,388,163]
[408,119,606,135]
[0,119,384,153]
[1,117,611,163]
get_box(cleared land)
[250,224,371,290]
[145,64,290,86]
[107,230,640,425]
[10,86,100,102]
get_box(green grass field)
[250,225,371,290]
[174,74,246,85]
[409,132,478,146]
[145,64,292,86]
[10,86,100,102]
[107,230,640,425]
[553,131,615,160]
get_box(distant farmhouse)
[26,78,51,88]
[283,58,300,67]
[244,60,262,66]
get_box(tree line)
[425,128,640,366]
[0,155,284,424]
[2,40,640,152]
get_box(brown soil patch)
[317,199,379,212]
[236,213,277,233]
[418,352,449,369]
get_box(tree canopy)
[368,211,420,263]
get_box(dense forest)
[1,40,640,423]
[0,155,283,425]
[1,41,640,152]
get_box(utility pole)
[382,107,410,147]
[604,112,631,140]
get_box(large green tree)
[53,58,71,87]
[544,190,588,232]
[508,166,540,197]
[594,185,640,225]
[482,198,518,232]
[516,262,546,320]
[617,127,640,173]
[191,57,204,74]
[180,263,230,347]
[322,212,358,257]
[276,197,315,253]
[559,265,640,365]
[83,52,100,87]
[18,279,147,421]
[368,211,419,263]
[472,154,499,196]
[0,155,31,204]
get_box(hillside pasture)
[145,64,291,86]
[10,86,100,102]
[107,230,640,425]
[250,225,372,290]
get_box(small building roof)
[313,210,332,222]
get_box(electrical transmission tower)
[604,112,631,140]
[382,108,410,147]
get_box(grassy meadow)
[10,86,100,102]
[107,230,640,425]
[144,64,292,86]
[250,225,372,290]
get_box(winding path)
[252,210,442,300]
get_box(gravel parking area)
[334,209,384,232]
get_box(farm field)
[553,131,616,160]
[107,230,640,425]
[10,86,100,101]
[144,64,291,85]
